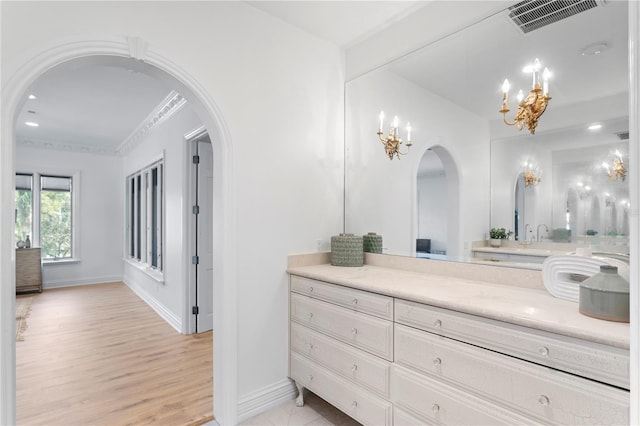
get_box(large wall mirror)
[345,0,629,266]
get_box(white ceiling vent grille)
[507,0,604,34]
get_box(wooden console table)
[16,248,42,293]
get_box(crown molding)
[116,91,187,156]
[16,137,120,156]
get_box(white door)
[194,139,214,332]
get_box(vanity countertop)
[471,246,570,257]
[287,262,629,350]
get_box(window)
[14,172,75,261]
[127,160,163,272]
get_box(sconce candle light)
[377,111,412,160]
[523,161,541,187]
[500,58,552,134]
[602,150,626,181]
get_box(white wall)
[15,147,123,288]
[122,105,202,331]
[2,1,345,422]
[345,68,490,258]
[417,173,448,253]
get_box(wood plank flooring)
[16,282,213,426]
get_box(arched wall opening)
[1,37,237,425]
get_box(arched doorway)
[1,37,237,425]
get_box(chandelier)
[377,111,412,160]
[499,58,551,134]
[602,150,626,181]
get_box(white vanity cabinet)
[288,272,630,426]
[289,275,394,426]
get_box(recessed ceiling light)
[25,121,39,127]
[588,123,602,131]
[28,94,37,100]
[581,42,608,56]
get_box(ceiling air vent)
[507,0,604,34]
[615,131,629,140]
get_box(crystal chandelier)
[500,58,551,134]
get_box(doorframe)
[184,126,211,335]
[1,37,238,425]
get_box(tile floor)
[238,391,362,426]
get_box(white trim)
[16,138,119,156]
[117,91,187,155]
[123,278,182,333]
[1,35,237,425]
[123,258,165,283]
[237,379,298,423]
[43,276,123,289]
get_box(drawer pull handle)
[307,343,314,350]
[309,286,314,292]
[538,395,550,406]
[351,328,358,335]
[433,357,442,366]
[352,298,358,305]
[351,364,358,372]
[308,312,314,319]
[538,346,549,357]
[308,374,313,381]
[433,319,442,328]
[351,401,358,408]
[432,403,440,414]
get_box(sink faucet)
[537,224,549,242]
[524,224,532,243]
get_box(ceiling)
[14,1,629,156]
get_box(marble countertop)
[471,246,570,257]
[287,263,629,350]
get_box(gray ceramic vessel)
[579,265,629,323]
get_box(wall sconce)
[523,161,541,187]
[499,58,552,134]
[602,150,626,181]
[377,111,412,160]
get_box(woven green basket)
[363,232,383,253]
[330,233,363,267]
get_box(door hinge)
[192,155,200,164]
[192,205,200,215]
[192,306,199,315]
[192,255,200,265]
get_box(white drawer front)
[395,299,629,389]
[290,322,391,397]
[291,293,393,361]
[290,352,392,426]
[394,324,630,425]
[392,364,535,425]
[291,275,393,320]
[393,407,437,426]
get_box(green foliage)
[40,190,72,259]
[489,227,513,240]
[586,229,598,236]
[14,190,32,242]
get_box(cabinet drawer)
[291,293,393,361]
[394,324,629,425]
[392,364,535,425]
[291,275,393,320]
[395,299,629,389]
[290,322,391,397]
[393,406,437,426]
[290,352,392,426]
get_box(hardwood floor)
[16,282,213,426]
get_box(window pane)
[136,175,141,260]
[15,189,33,243]
[40,185,72,259]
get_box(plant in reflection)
[489,227,513,240]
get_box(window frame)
[14,170,80,264]
[125,157,164,280]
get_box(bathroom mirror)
[345,0,629,263]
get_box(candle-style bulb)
[532,58,541,72]
[406,122,411,142]
[542,67,551,95]
[378,111,384,132]
[517,89,525,103]
[502,79,510,94]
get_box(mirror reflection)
[345,1,629,268]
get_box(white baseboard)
[237,378,297,423]
[43,276,123,289]
[123,279,182,333]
